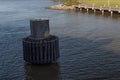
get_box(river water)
[0,0,120,80]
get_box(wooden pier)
[75,4,120,15]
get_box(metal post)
[30,18,49,39]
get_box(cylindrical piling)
[30,18,50,39]
[23,18,59,64]
[94,9,96,13]
[87,8,89,13]
[102,10,104,15]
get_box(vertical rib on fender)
[23,35,59,64]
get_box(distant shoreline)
[48,4,75,10]
[48,3,120,14]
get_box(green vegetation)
[64,0,120,7]
[64,0,78,6]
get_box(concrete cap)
[30,18,50,39]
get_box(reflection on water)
[75,9,120,20]
[24,63,60,80]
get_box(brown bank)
[48,4,75,10]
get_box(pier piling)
[22,18,59,64]
[75,4,120,15]
[102,10,104,15]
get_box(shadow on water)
[24,63,60,80]
[59,36,120,80]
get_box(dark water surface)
[0,0,120,80]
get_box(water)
[0,0,120,80]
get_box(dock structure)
[75,4,120,15]
[22,18,59,64]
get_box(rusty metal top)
[30,18,50,39]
